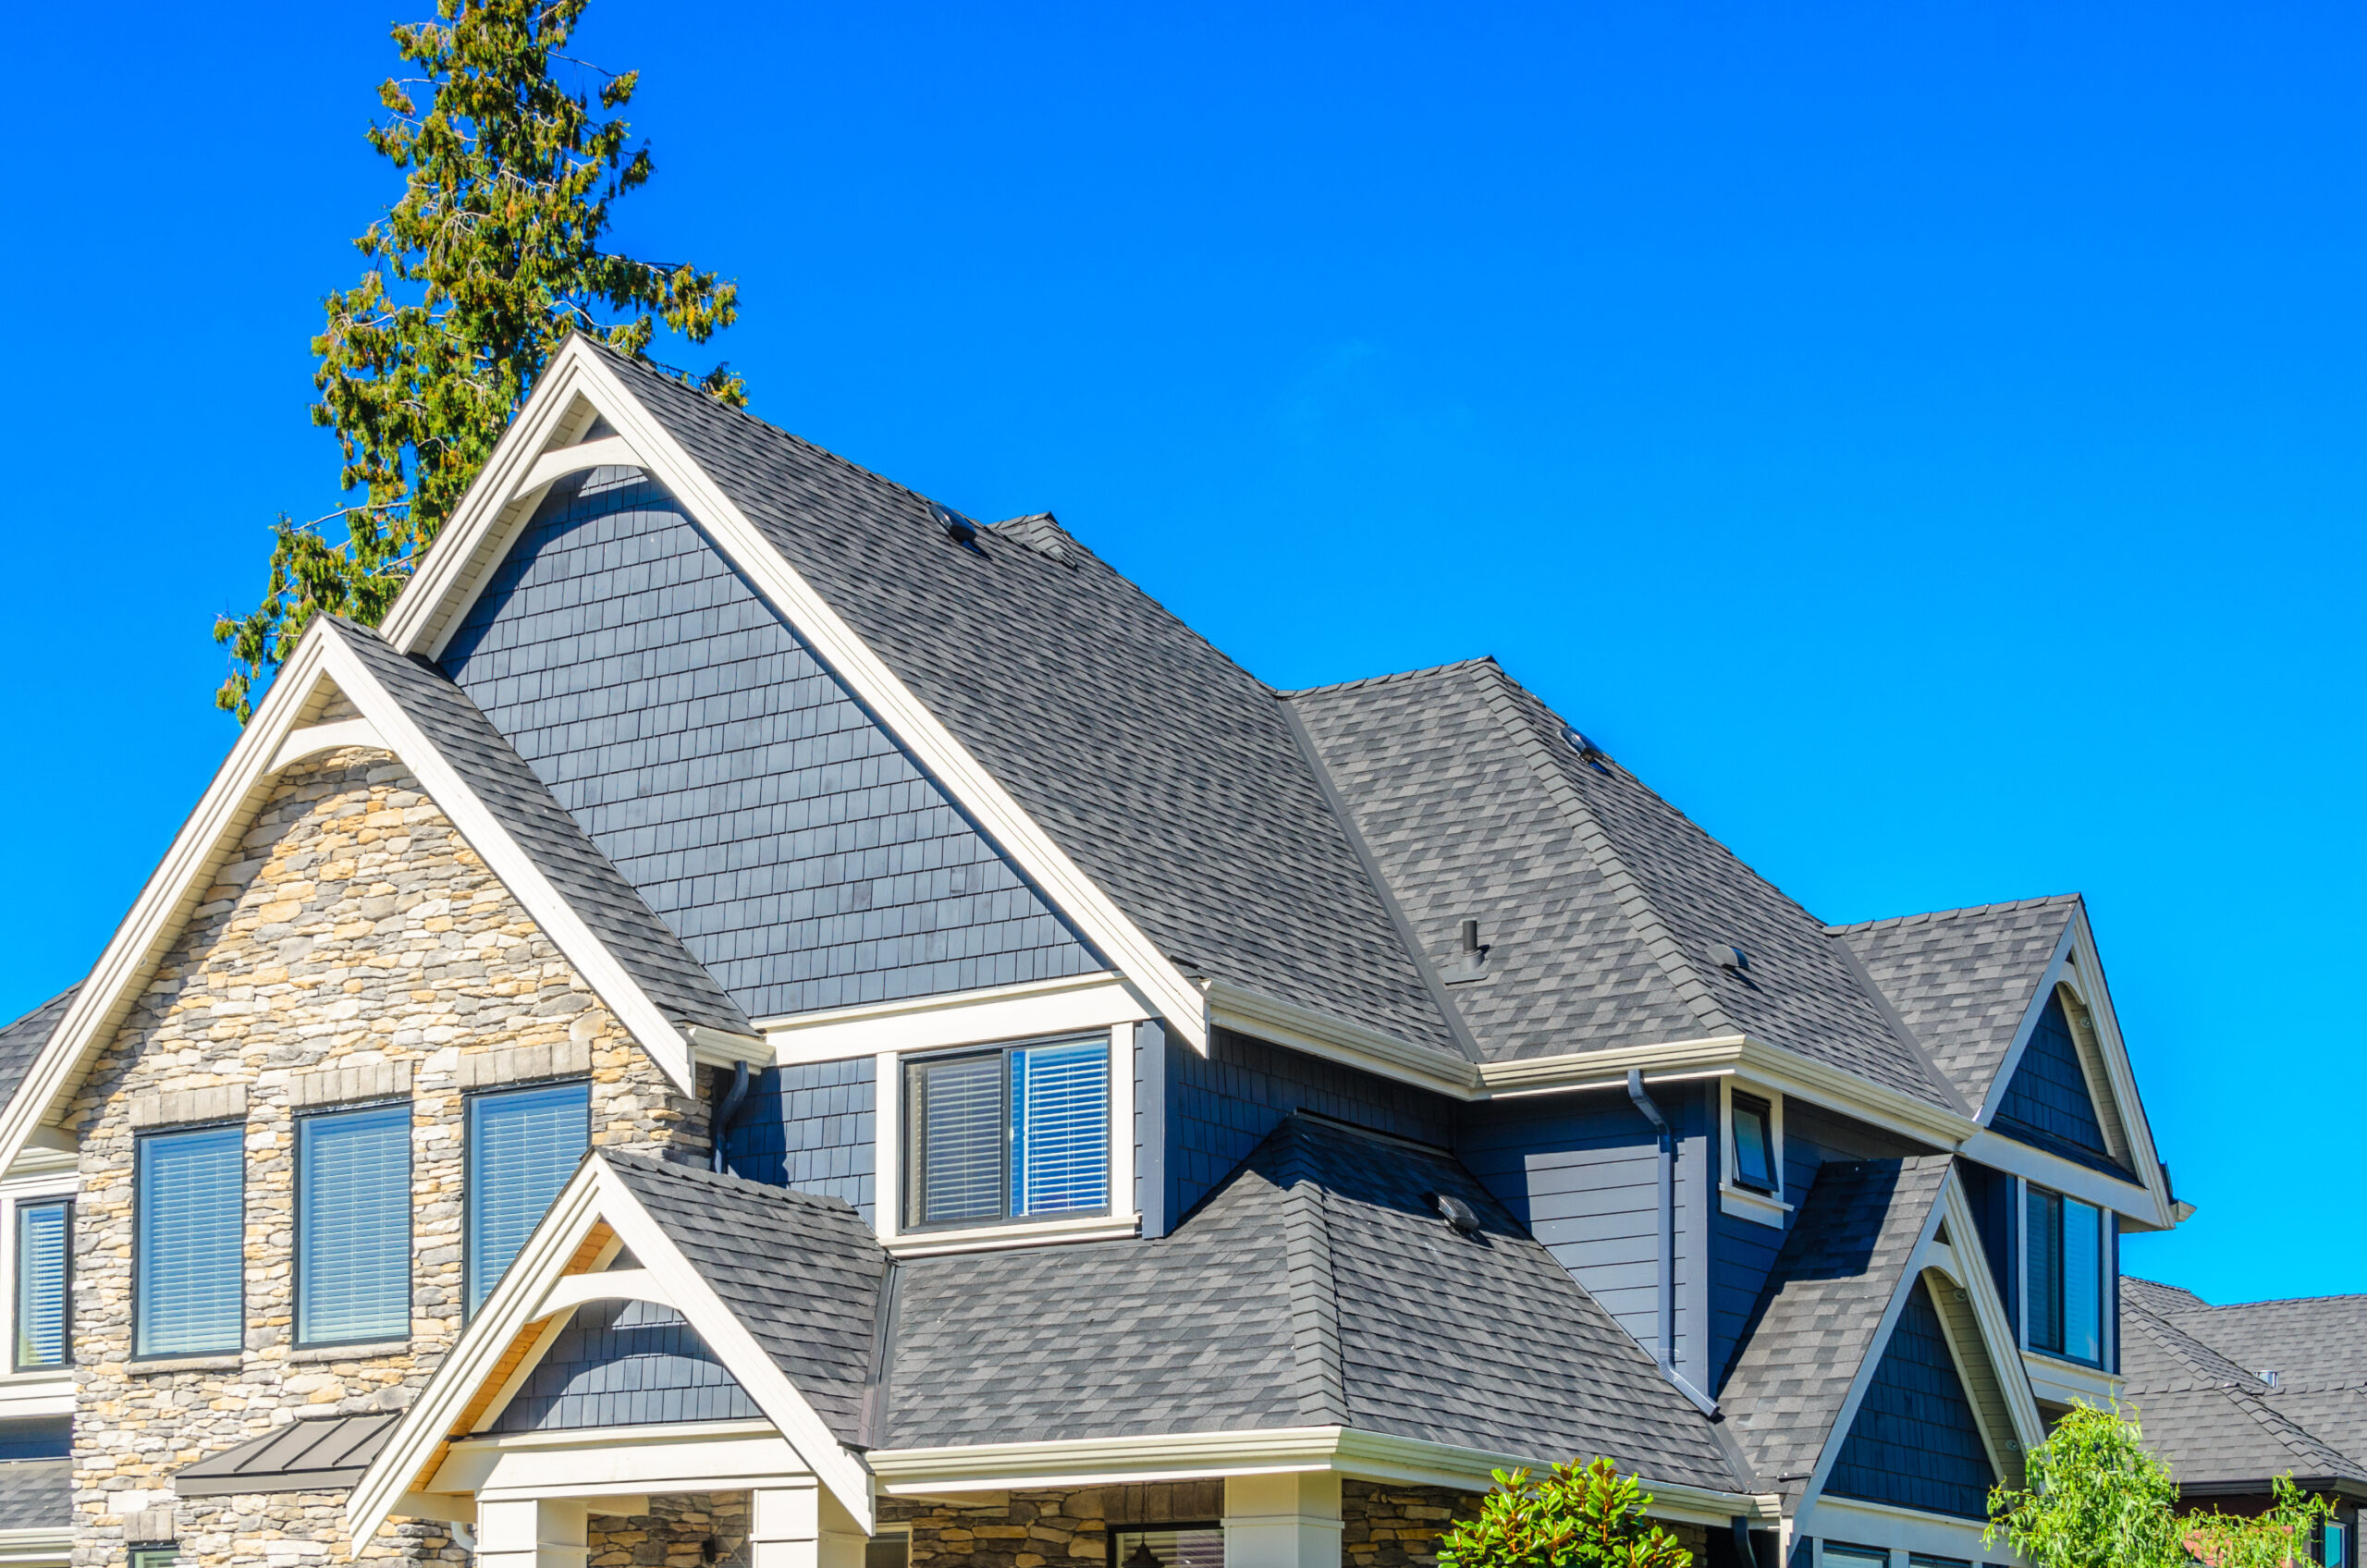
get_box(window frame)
[132,1121,248,1362]
[10,1196,71,1374]
[1729,1091,1779,1194]
[2022,1181,2107,1367]
[901,1035,1114,1233]
[462,1077,592,1321]
[293,1097,414,1351]
[1109,1521,1226,1568]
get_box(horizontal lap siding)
[1169,1030,1455,1220]
[442,467,1100,1023]
[1457,1085,1706,1378]
[721,1059,877,1221]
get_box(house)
[2117,1278,2367,1562]
[0,337,2189,1568]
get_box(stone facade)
[590,1491,753,1568]
[66,747,711,1567]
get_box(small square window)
[130,1550,178,1568]
[1731,1093,1777,1194]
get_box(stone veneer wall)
[67,747,709,1568]
[590,1491,752,1568]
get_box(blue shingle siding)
[1457,1085,1707,1378]
[721,1060,877,1220]
[1991,990,2121,1171]
[441,467,1101,1022]
[1958,1158,2017,1340]
[1168,1029,1454,1221]
[488,1297,761,1431]
[1827,1277,1995,1519]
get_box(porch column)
[1223,1473,1343,1568]
[477,1497,589,1568]
[752,1479,868,1568]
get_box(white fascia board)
[1795,1495,2018,1563]
[1968,912,2175,1230]
[1204,979,1479,1096]
[1933,1176,2048,1455]
[765,974,1150,1066]
[379,336,1208,1051]
[269,717,386,773]
[350,1157,872,1546]
[868,1427,1777,1526]
[0,629,347,1176]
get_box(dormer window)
[1731,1093,1777,1194]
[904,1037,1110,1230]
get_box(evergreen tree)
[214,0,742,721]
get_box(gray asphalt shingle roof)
[1832,896,2079,1112]
[326,617,753,1037]
[2123,1280,2367,1484]
[0,986,77,1116]
[0,1459,67,1529]
[1717,1155,1953,1502]
[604,1116,1743,1490]
[2119,1283,2367,1490]
[607,353,1458,1058]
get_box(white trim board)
[349,1154,872,1547]
[374,336,1210,1051]
[0,618,720,1178]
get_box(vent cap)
[929,501,978,545]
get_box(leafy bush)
[1439,1458,1693,1568]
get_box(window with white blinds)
[467,1081,590,1314]
[297,1104,411,1345]
[13,1199,68,1370]
[905,1037,1109,1229]
[135,1125,244,1357]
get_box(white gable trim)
[350,1155,872,1547]
[1797,1167,2043,1517]
[0,619,717,1176]
[1970,907,2175,1229]
[376,337,1211,1049]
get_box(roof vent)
[1429,1192,1484,1237]
[1444,917,1490,984]
[928,501,978,545]
[1710,942,1749,973]
[1564,728,1613,776]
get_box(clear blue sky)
[3,1,2358,1303]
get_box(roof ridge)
[1275,1125,1348,1426]
[1271,655,1501,700]
[1825,892,2083,937]
[1461,661,1733,1037]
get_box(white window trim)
[0,1175,75,1391]
[876,1026,1140,1251]
[1718,1079,1792,1229]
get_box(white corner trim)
[765,974,1150,1065]
[516,435,644,499]
[883,1212,1141,1258]
[1719,1185,1792,1228]
[376,337,1209,1050]
[537,1268,672,1316]
[269,717,387,773]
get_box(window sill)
[884,1211,1141,1257]
[129,1353,242,1375]
[289,1339,411,1364]
[1719,1183,1792,1229]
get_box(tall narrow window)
[135,1125,244,1357]
[2026,1184,2103,1364]
[12,1200,68,1370]
[1731,1093,1777,1194]
[467,1082,590,1314]
[905,1037,1110,1230]
[2324,1520,2349,1568]
[298,1104,411,1346]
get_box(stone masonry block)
[126,1084,249,1130]
[288,1060,414,1109]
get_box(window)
[904,1037,1110,1229]
[297,1103,411,1346]
[1908,1557,1970,1568]
[1731,1093,1777,1194]
[1821,1547,1889,1568]
[135,1125,244,1357]
[2324,1520,2349,1568]
[466,1081,590,1314]
[1111,1526,1224,1568]
[12,1199,68,1370]
[130,1550,178,1568]
[2026,1183,2104,1364]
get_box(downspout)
[711,1060,752,1175]
[1627,1070,1721,1417]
